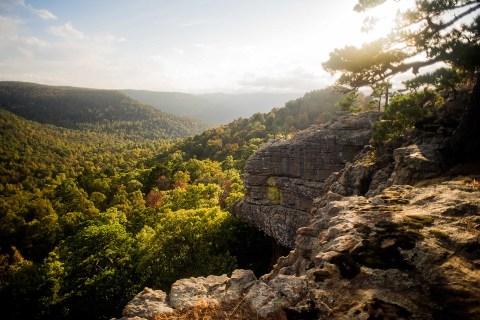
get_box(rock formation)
[233,112,381,248]
[117,180,480,320]
[117,108,479,319]
[267,181,480,319]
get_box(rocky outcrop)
[264,180,480,319]
[117,269,287,319]
[233,112,381,247]
[118,109,479,319]
[119,181,480,320]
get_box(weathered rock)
[233,112,381,247]
[244,282,289,317]
[116,270,259,319]
[223,269,257,303]
[169,274,229,309]
[120,288,173,320]
[389,144,444,185]
[265,181,480,319]
[270,274,308,303]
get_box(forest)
[0,85,346,319]
[1,0,479,319]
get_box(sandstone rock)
[118,270,260,319]
[223,269,257,303]
[234,112,381,247]
[169,274,229,309]
[244,282,289,317]
[266,182,480,319]
[121,287,173,319]
[270,274,308,302]
[389,144,444,185]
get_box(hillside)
[122,89,301,124]
[0,82,210,140]
[0,88,301,319]
[153,87,346,170]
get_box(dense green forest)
[0,82,210,141]
[0,85,345,319]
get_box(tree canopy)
[323,0,480,88]
[323,0,480,157]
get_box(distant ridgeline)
[122,89,301,125]
[0,81,210,140]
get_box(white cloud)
[0,15,20,41]
[17,0,57,20]
[48,22,84,39]
[25,36,48,47]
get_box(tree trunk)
[385,85,389,110]
[448,72,480,160]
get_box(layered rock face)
[233,112,381,247]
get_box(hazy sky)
[0,0,407,93]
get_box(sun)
[358,0,415,43]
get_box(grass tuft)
[154,298,287,320]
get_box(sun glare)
[359,0,414,43]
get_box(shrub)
[372,90,440,142]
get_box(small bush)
[372,90,440,142]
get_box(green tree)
[50,221,138,319]
[403,67,466,97]
[0,248,54,320]
[372,90,439,142]
[323,0,480,157]
[0,194,60,262]
[135,208,237,290]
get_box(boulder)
[120,288,173,320]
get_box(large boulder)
[116,270,258,320]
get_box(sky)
[0,0,410,94]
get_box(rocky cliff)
[233,112,381,248]
[117,109,480,319]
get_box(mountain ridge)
[122,89,301,124]
[0,81,210,140]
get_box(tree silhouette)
[323,0,480,158]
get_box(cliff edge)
[233,112,381,248]
[117,109,480,319]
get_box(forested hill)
[0,81,210,140]
[0,85,347,320]
[122,89,301,124]
[0,103,271,320]
[152,87,346,170]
